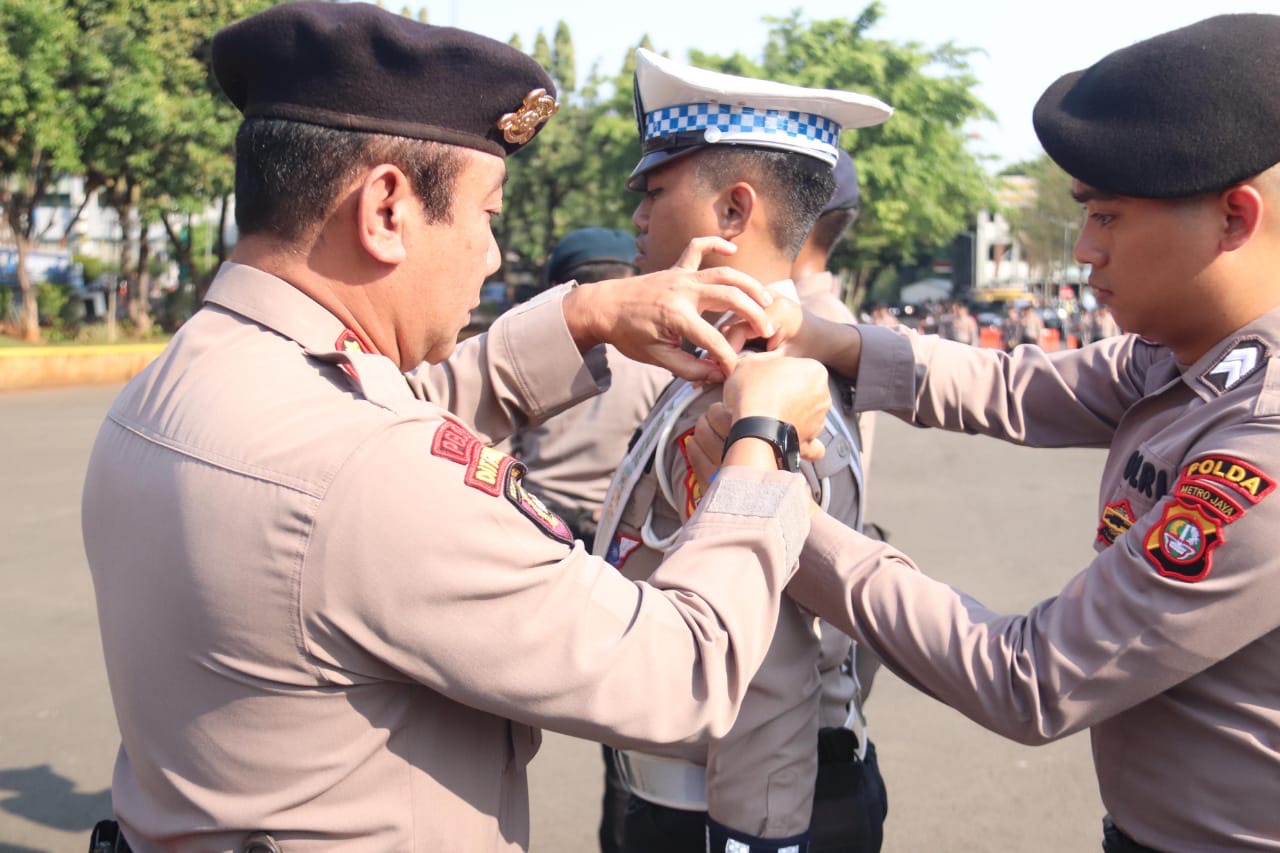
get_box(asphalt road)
[1,383,1107,852]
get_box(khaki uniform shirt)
[789,318,1280,851]
[507,345,668,528]
[81,263,813,853]
[598,279,867,839]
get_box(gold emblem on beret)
[498,88,559,144]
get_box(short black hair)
[234,118,465,241]
[555,260,637,285]
[807,206,859,257]
[690,148,836,257]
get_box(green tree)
[551,21,576,95]
[690,4,995,303]
[0,0,84,341]
[1002,156,1080,285]
[72,0,271,332]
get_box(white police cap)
[629,48,892,189]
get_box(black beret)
[1033,14,1280,198]
[547,228,638,284]
[212,1,558,158]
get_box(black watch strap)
[722,416,801,473]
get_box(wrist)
[723,416,800,472]
[721,436,783,471]
[561,283,608,353]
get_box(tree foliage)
[1002,155,1080,283]
[0,1,1005,339]
[72,0,271,332]
[0,0,85,340]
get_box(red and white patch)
[1142,501,1224,583]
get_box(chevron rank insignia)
[1200,338,1267,394]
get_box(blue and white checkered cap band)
[644,103,841,163]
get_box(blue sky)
[403,0,1280,169]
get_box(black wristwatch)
[722,416,801,473]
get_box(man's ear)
[356,164,413,264]
[1220,183,1263,252]
[716,182,757,241]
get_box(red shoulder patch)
[431,420,480,465]
[1179,455,1275,505]
[1172,478,1247,523]
[466,445,517,497]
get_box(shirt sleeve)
[405,285,610,443]
[787,420,1280,745]
[853,325,1158,448]
[299,418,813,749]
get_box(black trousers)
[617,738,888,853]
[599,745,630,853]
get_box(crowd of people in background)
[860,294,1123,352]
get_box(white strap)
[614,749,708,811]
[593,379,698,557]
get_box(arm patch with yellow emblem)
[1142,453,1274,582]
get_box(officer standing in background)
[594,49,892,853]
[692,14,1280,852]
[79,4,837,850]
[791,149,881,513]
[505,227,670,548]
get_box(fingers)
[677,310,740,378]
[719,317,755,355]
[693,271,775,339]
[662,350,728,385]
[673,236,738,270]
[799,437,827,462]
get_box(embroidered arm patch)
[1141,453,1274,583]
[430,420,572,544]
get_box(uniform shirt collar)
[765,278,800,303]
[793,271,836,302]
[204,261,350,355]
